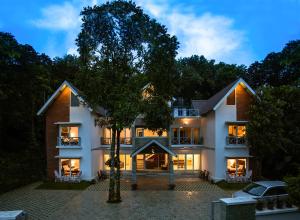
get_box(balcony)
[57,137,81,146]
[101,137,132,145]
[171,137,203,145]
[173,108,200,117]
[226,136,247,145]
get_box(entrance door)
[144,153,168,170]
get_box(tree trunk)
[107,127,116,203]
[115,129,122,202]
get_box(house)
[37,78,255,184]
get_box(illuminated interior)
[60,159,80,176]
[226,158,247,176]
[228,125,246,137]
[60,126,80,145]
[104,154,132,171]
[135,128,167,137]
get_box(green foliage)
[247,86,300,179]
[245,40,300,88]
[176,55,246,102]
[215,180,249,191]
[284,174,300,206]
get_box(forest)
[0,28,299,192]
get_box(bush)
[267,199,275,210]
[256,200,264,211]
[284,175,300,206]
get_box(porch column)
[131,155,137,189]
[168,154,175,188]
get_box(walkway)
[0,177,231,220]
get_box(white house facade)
[37,78,255,183]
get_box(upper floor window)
[136,128,167,137]
[59,126,80,146]
[171,127,202,145]
[101,128,132,145]
[71,92,80,107]
[227,125,246,145]
[227,90,235,105]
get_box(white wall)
[201,149,215,178]
[214,98,236,181]
[201,112,215,148]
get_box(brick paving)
[0,177,231,220]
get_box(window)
[60,159,80,176]
[104,154,132,171]
[186,154,193,170]
[228,125,246,137]
[71,92,79,107]
[227,158,247,176]
[59,126,80,146]
[227,90,235,105]
[136,128,167,137]
[173,154,185,170]
[194,154,200,170]
[243,183,267,196]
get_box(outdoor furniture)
[71,171,82,183]
[97,170,107,181]
[54,170,61,182]
[226,172,235,183]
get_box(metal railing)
[173,108,200,117]
[57,137,81,146]
[101,137,132,145]
[226,136,247,145]
[171,137,203,145]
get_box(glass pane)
[70,159,80,176]
[61,127,69,137]
[237,159,246,176]
[61,159,70,176]
[180,128,191,144]
[193,154,200,170]
[136,128,143,137]
[177,154,185,170]
[71,92,79,106]
[172,156,178,170]
[104,154,110,170]
[237,126,246,137]
[227,159,236,176]
[103,128,111,138]
[228,126,237,136]
[186,154,193,170]
[119,154,125,170]
[125,154,132,170]
[69,127,79,137]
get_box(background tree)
[76,0,178,202]
[247,86,300,179]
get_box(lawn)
[36,181,92,190]
[215,180,249,191]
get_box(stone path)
[0,177,231,220]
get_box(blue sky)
[0,0,300,65]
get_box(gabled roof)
[194,78,255,115]
[130,140,177,157]
[37,80,106,116]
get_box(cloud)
[32,2,80,31]
[136,0,253,65]
[31,0,253,64]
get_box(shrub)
[284,175,300,206]
[256,200,264,211]
[267,199,275,210]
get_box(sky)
[0,0,300,66]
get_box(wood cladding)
[45,87,70,179]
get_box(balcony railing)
[57,137,81,146]
[226,136,247,145]
[171,137,203,145]
[173,108,200,117]
[101,137,132,145]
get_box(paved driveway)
[0,177,231,220]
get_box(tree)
[247,86,300,179]
[76,0,178,202]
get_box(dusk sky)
[1,0,300,65]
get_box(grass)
[215,180,249,191]
[36,181,92,190]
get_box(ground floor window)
[60,159,80,176]
[173,154,201,171]
[226,158,247,176]
[104,154,132,171]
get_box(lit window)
[193,154,200,170]
[60,159,80,176]
[226,158,247,176]
[186,154,193,170]
[228,125,246,137]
